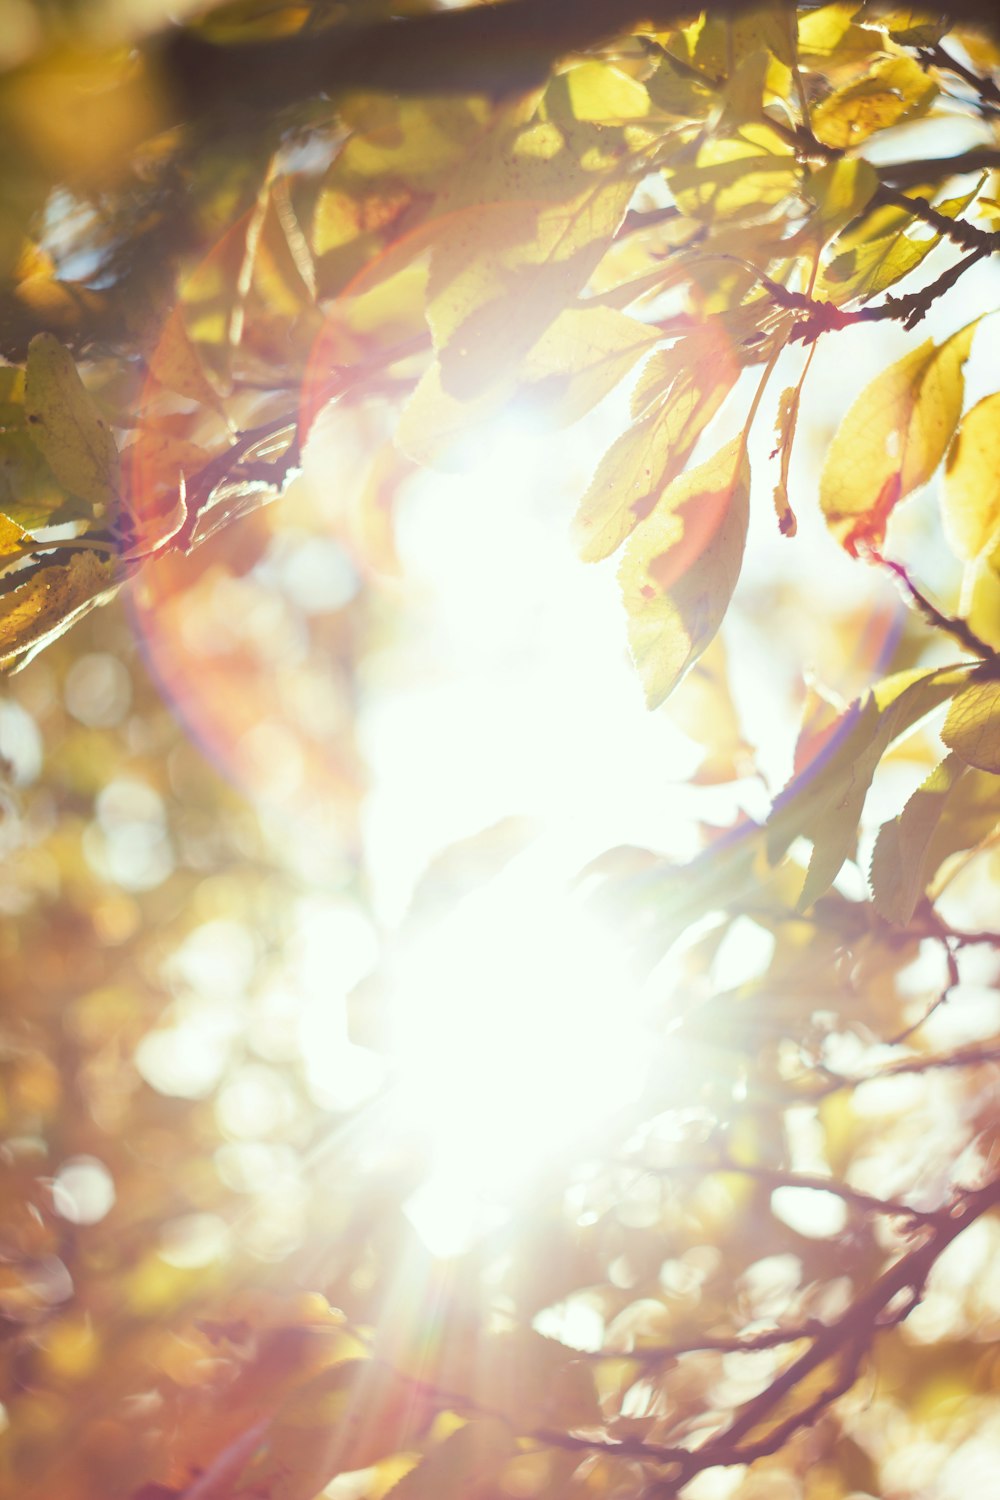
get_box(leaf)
[802,158,880,246]
[564,60,650,122]
[665,123,799,223]
[811,55,936,149]
[820,323,977,556]
[148,306,230,421]
[942,393,1000,561]
[0,551,116,670]
[823,226,939,303]
[942,672,1000,772]
[24,333,120,519]
[384,1420,515,1500]
[0,366,93,529]
[768,665,971,908]
[0,511,31,565]
[771,383,800,537]
[870,753,968,923]
[619,437,750,709]
[121,430,210,551]
[574,323,739,562]
[398,307,659,469]
[0,432,66,531]
[428,179,635,399]
[821,178,984,304]
[668,635,754,783]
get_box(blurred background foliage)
[0,4,999,1500]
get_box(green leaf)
[870,753,968,923]
[820,323,977,555]
[619,437,750,709]
[942,392,1000,561]
[942,672,1000,772]
[24,333,120,520]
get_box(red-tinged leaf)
[619,437,750,709]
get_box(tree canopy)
[1,4,1000,1499]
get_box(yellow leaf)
[820,323,977,555]
[666,123,798,223]
[384,1420,515,1500]
[769,665,971,908]
[0,551,116,669]
[398,307,658,469]
[870,752,968,923]
[942,672,1000,773]
[0,513,27,553]
[24,333,120,518]
[943,392,1000,561]
[575,323,739,562]
[812,55,937,149]
[429,179,635,398]
[961,551,1000,652]
[619,437,750,709]
[668,635,754,783]
[148,305,230,420]
[771,383,800,537]
[820,178,983,303]
[803,158,879,246]
[565,61,650,121]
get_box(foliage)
[1,3,1000,1499]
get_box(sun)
[378,845,652,1257]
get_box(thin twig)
[868,550,996,660]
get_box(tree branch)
[880,146,1000,190]
[873,183,1000,255]
[155,1,1000,127]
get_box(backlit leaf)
[398,306,659,469]
[619,437,750,709]
[942,393,1000,561]
[870,752,968,923]
[0,368,66,528]
[0,550,116,669]
[769,665,971,908]
[803,158,880,246]
[820,323,976,555]
[812,55,936,149]
[428,179,635,399]
[0,511,30,563]
[942,671,1000,773]
[666,123,798,223]
[24,333,120,519]
[385,1420,515,1500]
[821,178,983,303]
[565,61,650,121]
[148,305,230,420]
[575,323,739,562]
[771,382,800,536]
